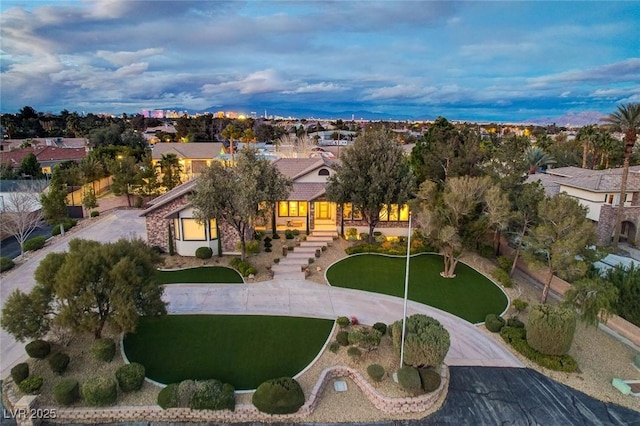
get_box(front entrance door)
[315,201,332,220]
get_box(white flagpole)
[400,212,412,368]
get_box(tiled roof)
[0,146,86,167]
[288,183,326,201]
[528,165,640,195]
[151,143,223,160]
[272,157,336,180]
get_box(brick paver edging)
[4,365,448,424]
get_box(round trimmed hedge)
[91,338,116,362]
[252,377,305,414]
[11,363,29,385]
[25,340,51,359]
[526,304,576,356]
[397,366,421,394]
[48,352,70,374]
[19,376,43,394]
[82,376,117,406]
[54,378,80,406]
[195,247,213,259]
[116,363,146,392]
[485,314,506,333]
[366,364,385,382]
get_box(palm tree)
[576,125,597,169]
[525,147,556,174]
[602,103,640,249]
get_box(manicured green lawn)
[123,315,333,389]
[155,266,243,284]
[326,254,507,323]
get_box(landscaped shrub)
[18,376,43,394]
[264,237,273,252]
[526,304,576,356]
[348,326,382,351]
[188,379,235,411]
[23,236,46,252]
[336,330,349,346]
[372,322,387,335]
[82,376,117,406]
[11,363,29,385]
[285,229,294,239]
[245,240,260,255]
[229,258,257,277]
[491,268,512,288]
[397,366,422,394]
[501,326,578,372]
[90,338,116,362]
[506,317,525,328]
[177,380,196,407]
[48,352,70,374]
[329,342,340,353]
[51,219,77,236]
[391,314,450,368]
[252,377,305,415]
[272,233,280,239]
[367,364,385,382]
[25,340,51,359]
[512,298,529,314]
[419,368,441,393]
[497,256,512,272]
[0,256,15,272]
[116,363,146,392]
[336,316,350,328]
[484,314,505,333]
[157,383,179,409]
[347,346,362,360]
[54,378,80,406]
[359,233,369,241]
[345,228,358,240]
[90,210,100,217]
[195,246,213,259]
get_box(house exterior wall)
[596,204,640,245]
[336,204,410,237]
[560,186,606,221]
[145,197,189,252]
[295,167,336,183]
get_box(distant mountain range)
[526,111,606,127]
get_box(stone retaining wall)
[4,365,448,425]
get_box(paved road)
[0,210,147,379]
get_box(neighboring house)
[151,142,223,182]
[0,146,88,175]
[527,165,640,245]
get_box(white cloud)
[96,48,163,66]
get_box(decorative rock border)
[3,365,448,424]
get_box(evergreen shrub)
[25,340,51,359]
[11,363,29,385]
[116,363,146,392]
[366,364,385,382]
[48,352,70,374]
[418,368,441,393]
[23,236,46,252]
[54,378,80,406]
[397,366,421,394]
[252,377,305,414]
[90,338,116,362]
[82,376,117,406]
[484,314,506,333]
[19,376,43,394]
[195,247,213,259]
[526,304,576,356]
[0,256,15,272]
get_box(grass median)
[155,266,244,284]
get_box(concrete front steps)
[270,230,338,280]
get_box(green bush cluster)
[285,229,295,239]
[91,338,116,362]
[366,364,385,382]
[372,322,387,335]
[19,376,43,394]
[48,352,70,374]
[23,236,46,252]
[397,366,422,394]
[90,210,100,217]
[526,304,576,356]
[491,268,512,288]
[391,314,450,368]
[245,239,260,255]
[512,298,529,313]
[11,363,29,385]
[605,264,640,327]
[506,317,525,328]
[116,363,146,392]
[500,326,578,372]
[347,326,382,351]
[329,342,340,353]
[336,330,349,346]
[336,316,351,328]
[345,241,436,256]
[25,340,51,359]
[347,346,362,360]
[419,368,442,393]
[54,378,80,406]
[51,219,77,236]
[497,256,512,272]
[0,256,15,272]
[195,246,213,259]
[82,376,118,406]
[484,314,506,333]
[345,228,358,240]
[229,258,257,277]
[252,377,305,414]
[157,379,235,411]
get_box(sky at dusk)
[1,1,639,122]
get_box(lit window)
[174,219,181,240]
[182,219,206,241]
[399,204,409,221]
[289,201,299,216]
[279,201,289,216]
[278,201,307,217]
[209,219,217,240]
[389,204,399,221]
[379,205,389,221]
[344,203,353,219]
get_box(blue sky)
[1,1,638,122]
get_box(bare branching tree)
[0,181,45,255]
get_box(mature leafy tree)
[485,184,511,255]
[564,278,619,327]
[190,148,291,260]
[604,264,640,326]
[82,187,98,211]
[108,156,140,207]
[413,176,501,277]
[482,135,530,195]
[0,181,45,255]
[602,103,640,248]
[89,125,123,148]
[18,153,43,178]
[507,182,546,276]
[524,193,598,303]
[137,154,161,196]
[326,128,414,242]
[547,135,582,168]
[221,124,241,161]
[1,239,166,341]
[40,166,69,224]
[157,153,183,191]
[120,129,147,150]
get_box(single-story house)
[0,145,88,176]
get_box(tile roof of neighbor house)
[527,165,640,195]
[272,157,336,180]
[2,138,89,150]
[0,146,87,167]
[151,142,223,160]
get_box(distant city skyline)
[1,1,638,122]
